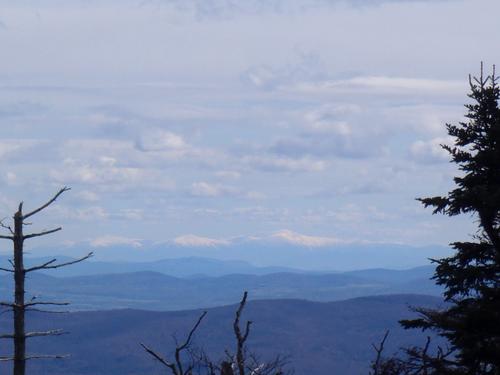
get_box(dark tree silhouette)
[0,188,92,375]
[372,64,500,374]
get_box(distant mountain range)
[0,264,441,311]
[0,294,445,375]
[0,255,301,278]
[1,241,453,271]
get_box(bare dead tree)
[141,292,289,375]
[371,330,390,375]
[233,291,251,375]
[217,292,289,375]
[0,187,92,375]
[369,333,458,375]
[141,311,208,375]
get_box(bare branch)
[24,301,70,308]
[0,330,66,339]
[25,252,93,273]
[140,343,176,371]
[0,234,13,240]
[0,219,14,235]
[23,187,70,220]
[0,267,14,272]
[25,329,66,338]
[24,354,69,361]
[234,291,252,375]
[141,311,207,375]
[371,330,390,375]
[175,311,207,375]
[25,259,57,271]
[23,227,62,240]
[2,353,70,363]
[177,311,207,353]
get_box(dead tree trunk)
[233,291,251,375]
[0,188,92,375]
[13,207,26,375]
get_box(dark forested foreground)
[0,295,442,375]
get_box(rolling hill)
[0,294,445,375]
[0,267,441,311]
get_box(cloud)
[150,0,453,20]
[245,191,266,200]
[6,171,17,183]
[75,190,100,202]
[0,139,42,161]
[288,76,465,96]
[50,157,175,192]
[190,181,227,197]
[116,209,144,220]
[189,181,263,200]
[215,170,241,179]
[242,155,327,172]
[384,104,462,136]
[136,129,188,152]
[271,229,341,247]
[50,205,109,221]
[173,234,230,247]
[410,136,453,164]
[242,51,326,90]
[90,235,143,248]
[310,179,393,197]
[0,101,47,119]
[269,104,383,159]
[303,104,360,134]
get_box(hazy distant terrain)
[5,242,452,271]
[0,262,440,311]
[0,256,300,278]
[0,295,444,375]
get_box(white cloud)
[116,209,144,220]
[174,234,230,247]
[215,170,241,179]
[383,104,463,136]
[242,51,326,90]
[75,206,109,221]
[410,136,453,164]
[242,155,327,172]
[245,191,266,200]
[76,190,100,202]
[271,229,341,247]
[136,129,188,152]
[50,158,175,192]
[289,76,465,96]
[51,205,109,221]
[0,139,41,161]
[269,103,384,160]
[90,235,143,248]
[5,172,17,185]
[304,105,359,135]
[190,182,227,197]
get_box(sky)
[0,0,499,259]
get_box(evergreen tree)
[397,65,500,374]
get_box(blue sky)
[0,0,499,258]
